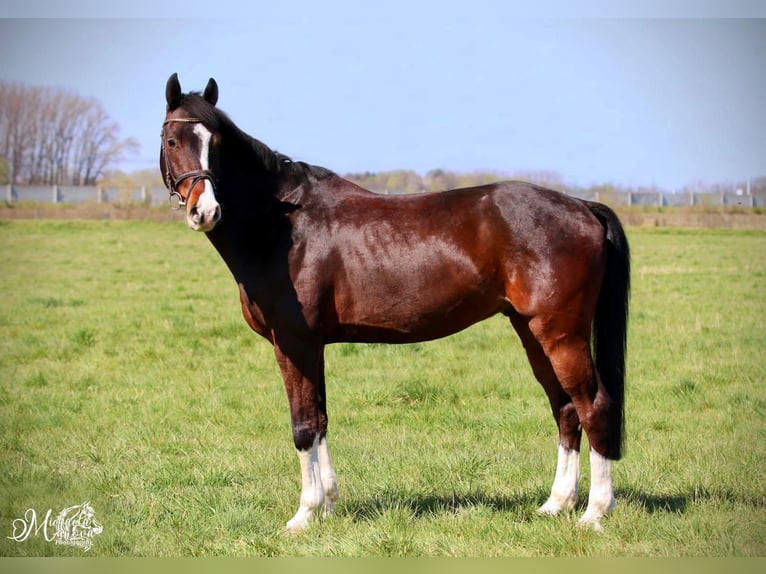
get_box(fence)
[4,183,766,208]
[567,189,766,208]
[4,184,171,207]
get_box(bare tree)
[71,102,138,185]
[0,82,137,185]
[0,83,36,184]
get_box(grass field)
[0,220,764,556]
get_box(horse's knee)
[558,402,582,451]
[544,343,615,457]
[582,385,620,458]
[292,421,320,451]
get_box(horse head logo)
[52,501,103,551]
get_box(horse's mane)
[179,92,334,183]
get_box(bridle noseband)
[161,117,218,209]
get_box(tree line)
[345,168,567,195]
[2,80,762,197]
[99,166,765,203]
[345,168,766,198]
[0,82,137,186]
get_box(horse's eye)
[167,138,177,148]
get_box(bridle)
[161,117,218,209]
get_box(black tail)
[587,202,630,460]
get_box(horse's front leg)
[274,338,338,532]
[315,352,339,518]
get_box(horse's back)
[294,178,605,341]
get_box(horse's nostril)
[187,204,220,229]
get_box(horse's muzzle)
[186,184,221,232]
[188,203,221,232]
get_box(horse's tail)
[587,201,630,460]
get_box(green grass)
[0,221,764,556]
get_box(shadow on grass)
[616,486,766,514]
[617,489,689,513]
[343,485,766,522]
[342,488,549,522]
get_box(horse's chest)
[237,282,271,340]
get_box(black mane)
[179,92,334,184]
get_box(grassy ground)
[0,221,764,556]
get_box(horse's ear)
[203,77,219,106]
[166,73,182,110]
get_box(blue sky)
[1,1,764,190]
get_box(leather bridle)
[161,117,218,209]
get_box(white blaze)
[193,123,212,172]
[188,123,219,231]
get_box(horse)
[159,73,630,533]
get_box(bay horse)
[160,73,630,532]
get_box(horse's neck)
[206,206,291,284]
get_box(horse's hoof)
[285,521,308,534]
[577,519,604,532]
[285,508,314,533]
[537,494,576,516]
[577,513,606,532]
[537,502,562,516]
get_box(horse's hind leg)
[528,316,616,530]
[510,315,582,515]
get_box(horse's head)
[161,73,222,232]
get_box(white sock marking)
[318,436,339,517]
[538,444,580,515]
[286,434,325,532]
[578,448,616,530]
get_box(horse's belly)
[329,272,505,344]
[319,214,507,343]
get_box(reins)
[161,117,218,209]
